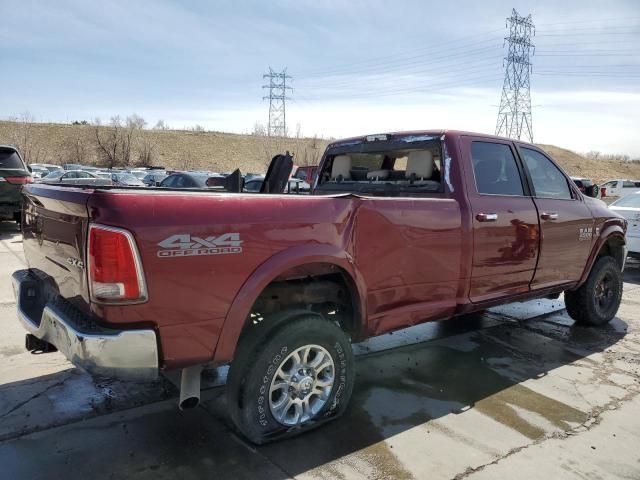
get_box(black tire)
[565,256,623,326]
[226,313,354,444]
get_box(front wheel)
[565,256,623,326]
[226,314,354,444]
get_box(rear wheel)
[565,256,622,326]
[226,314,354,444]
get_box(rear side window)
[0,149,25,169]
[471,142,524,196]
[520,148,572,200]
[623,181,638,188]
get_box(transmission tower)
[262,68,292,137]
[495,9,535,143]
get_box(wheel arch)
[213,244,367,363]
[577,226,626,287]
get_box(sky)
[1,0,639,156]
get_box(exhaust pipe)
[179,365,202,410]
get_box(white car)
[601,179,640,199]
[609,192,640,259]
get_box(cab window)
[315,138,443,196]
[471,142,524,196]
[520,148,572,200]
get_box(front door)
[461,137,540,303]
[518,146,593,288]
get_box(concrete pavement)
[1,220,639,479]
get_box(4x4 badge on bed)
[157,233,243,258]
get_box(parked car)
[601,179,640,199]
[142,171,168,186]
[128,169,149,180]
[244,176,311,193]
[0,145,32,222]
[28,165,51,180]
[62,163,83,171]
[30,163,63,173]
[13,129,628,444]
[159,172,220,189]
[609,192,640,259]
[570,177,600,198]
[111,172,145,186]
[293,165,319,185]
[40,169,112,185]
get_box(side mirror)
[585,184,599,198]
[27,165,32,173]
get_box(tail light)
[88,224,148,304]
[1,176,33,184]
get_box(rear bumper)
[12,269,159,381]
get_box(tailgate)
[21,184,93,313]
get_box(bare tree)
[94,114,150,167]
[136,133,156,166]
[7,112,50,164]
[127,114,147,130]
[180,150,196,170]
[154,119,168,130]
[64,134,89,165]
[252,122,267,136]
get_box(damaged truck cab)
[13,130,627,443]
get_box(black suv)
[0,146,32,222]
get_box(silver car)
[40,170,112,186]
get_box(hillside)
[537,144,640,183]
[0,120,638,182]
[0,121,330,174]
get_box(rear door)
[518,146,593,288]
[461,137,540,303]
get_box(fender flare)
[213,244,367,363]
[577,225,626,287]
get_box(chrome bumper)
[12,269,159,381]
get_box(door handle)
[476,213,498,222]
[541,212,558,220]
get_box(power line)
[298,38,503,80]
[262,68,292,137]
[495,9,535,143]
[297,28,505,77]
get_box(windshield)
[115,173,139,183]
[611,194,640,208]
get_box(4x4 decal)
[157,233,243,257]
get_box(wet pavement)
[1,221,640,479]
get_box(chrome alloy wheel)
[269,344,335,426]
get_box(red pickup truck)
[13,130,627,443]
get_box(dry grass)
[0,121,638,182]
[538,144,640,183]
[0,121,330,174]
